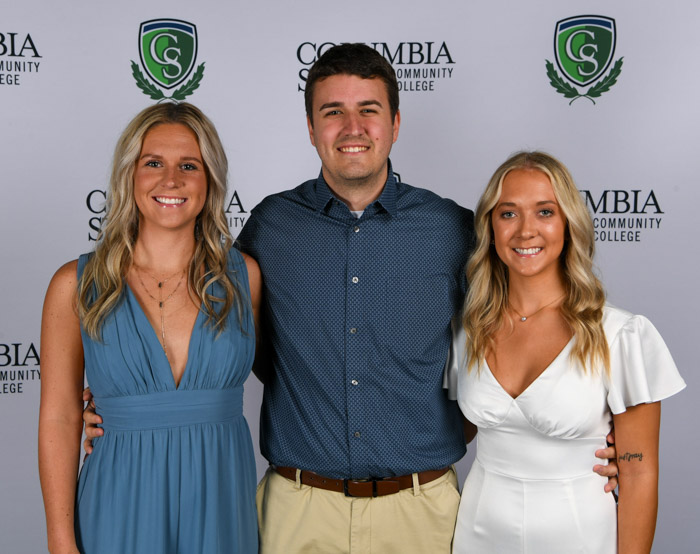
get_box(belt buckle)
[343,478,378,498]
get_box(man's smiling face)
[307,74,400,194]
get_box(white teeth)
[339,146,369,153]
[515,247,542,255]
[155,197,185,205]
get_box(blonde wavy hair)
[78,102,241,339]
[462,151,609,373]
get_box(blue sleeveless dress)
[74,249,258,553]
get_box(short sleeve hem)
[604,305,686,415]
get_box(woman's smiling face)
[491,168,567,282]
[133,123,208,234]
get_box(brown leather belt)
[273,466,449,497]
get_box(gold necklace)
[133,264,187,357]
[509,294,564,322]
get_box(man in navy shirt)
[238,43,619,553]
[237,43,473,552]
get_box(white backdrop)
[2,1,697,552]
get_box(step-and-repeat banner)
[2,1,698,551]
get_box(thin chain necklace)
[509,294,564,322]
[133,264,188,358]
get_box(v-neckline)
[125,283,203,390]
[483,336,574,400]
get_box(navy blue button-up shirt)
[238,165,474,479]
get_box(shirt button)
[351,276,359,284]
[354,431,361,438]
[353,226,360,233]
[349,327,357,334]
[351,379,358,386]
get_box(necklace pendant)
[159,301,163,308]
[158,282,163,288]
[520,316,527,322]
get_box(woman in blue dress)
[38,103,261,553]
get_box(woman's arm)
[38,261,85,554]
[612,401,661,554]
[242,253,267,383]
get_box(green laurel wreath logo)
[546,58,623,105]
[130,61,205,102]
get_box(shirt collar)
[313,160,398,217]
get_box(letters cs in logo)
[131,19,205,102]
[545,15,623,105]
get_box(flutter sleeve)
[606,312,686,414]
[443,317,467,401]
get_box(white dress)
[447,305,685,553]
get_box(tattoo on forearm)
[619,452,643,462]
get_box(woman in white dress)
[450,152,685,553]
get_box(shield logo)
[139,19,197,89]
[554,16,616,87]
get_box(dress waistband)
[475,428,607,480]
[95,387,243,431]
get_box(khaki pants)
[256,467,460,554]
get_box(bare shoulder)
[240,252,261,282]
[44,259,80,311]
[52,259,79,284]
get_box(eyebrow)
[318,99,383,111]
[139,153,203,163]
[496,200,558,208]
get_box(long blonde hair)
[78,103,240,339]
[462,151,608,373]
